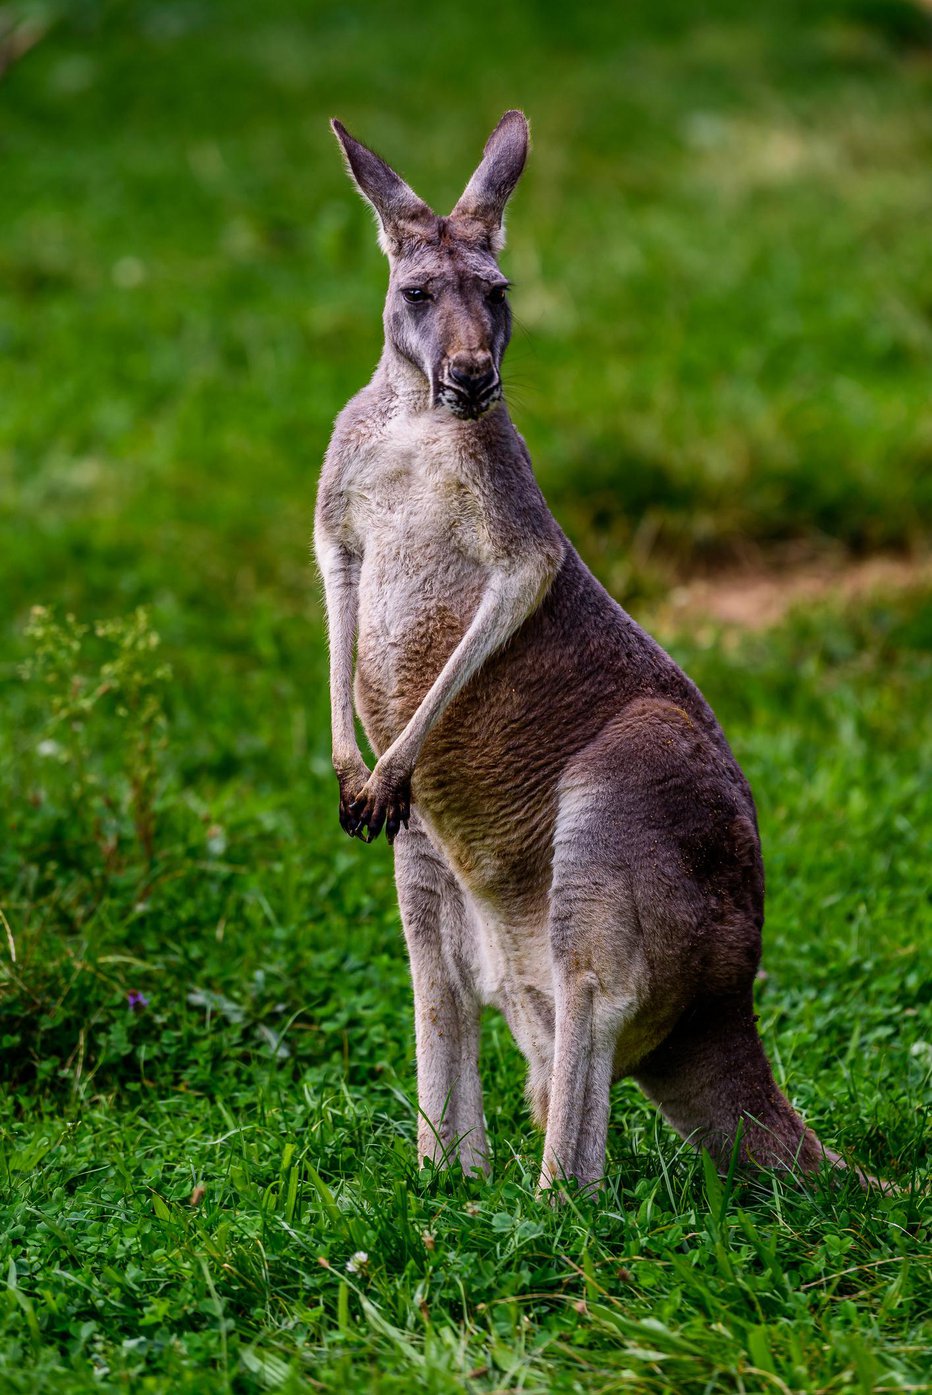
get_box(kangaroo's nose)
[448,354,496,395]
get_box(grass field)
[1,1,931,1391]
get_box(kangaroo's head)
[331,111,529,420]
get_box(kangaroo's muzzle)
[436,358,502,419]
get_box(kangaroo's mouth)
[436,378,502,420]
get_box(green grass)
[1,1,930,1391]
[1,596,929,1393]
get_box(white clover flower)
[345,1251,369,1274]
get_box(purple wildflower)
[127,989,149,1012]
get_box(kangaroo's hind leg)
[561,697,836,1183]
[394,814,488,1175]
[539,696,779,1193]
[538,961,620,1193]
[539,778,681,1194]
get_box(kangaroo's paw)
[348,764,411,844]
[335,755,372,837]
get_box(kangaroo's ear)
[451,110,529,251]
[331,120,433,254]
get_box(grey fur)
[315,112,869,1192]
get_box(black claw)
[342,776,413,847]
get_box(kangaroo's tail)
[633,989,884,1189]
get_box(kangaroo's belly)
[353,542,573,905]
[360,580,612,906]
[354,529,487,754]
[356,541,739,910]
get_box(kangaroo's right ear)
[331,120,433,254]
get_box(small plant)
[21,605,172,880]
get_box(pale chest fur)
[340,414,497,751]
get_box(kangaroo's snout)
[438,352,502,419]
[449,352,495,390]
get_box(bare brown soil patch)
[651,552,931,634]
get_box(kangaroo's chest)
[344,420,492,750]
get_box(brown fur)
[315,112,873,1192]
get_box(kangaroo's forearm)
[380,548,561,777]
[316,531,361,770]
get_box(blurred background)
[3,0,931,621]
[0,4,930,1387]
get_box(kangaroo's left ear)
[451,110,529,251]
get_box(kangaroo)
[315,110,865,1191]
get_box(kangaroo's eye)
[402,287,430,305]
[488,284,508,305]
